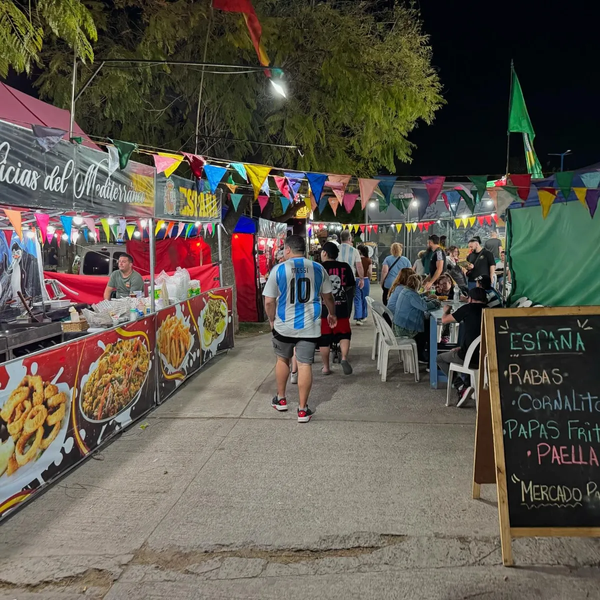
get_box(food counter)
[0,287,233,520]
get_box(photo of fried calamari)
[200,297,228,350]
[81,337,150,422]
[0,375,69,477]
[157,315,192,371]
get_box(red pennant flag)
[423,223,430,232]
[509,173,532,201]
[442,193,450,212]
[418,223,424,232]
[367,225,372,233]
[373,225,378,233]
[55,230,62,248]
[273,176,291,200]
[493,214,499,223]
[182,153,205,179]
[359,225,366,233]
[257,194,270,213]
[3,230,12,246]
[477,216,485,225]
[421,176,446,206]
[485,215,492,225]
[343,193,359,213]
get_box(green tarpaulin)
[509,202,600,306]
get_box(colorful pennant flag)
[326,175,351,204]
[477,216,484,226]
[34,213,49,243]
[60,215,73,242]
[175,222,185,238]
[165,222,175,238]
[468,176,488,204]
[284,172,304,201]
[107,146,119,176]
[31,124,67,152]
[280,195,291,213]
[421,176,445,207]
[411,187,430,221]
[257,194,270,212]
[230,193,244,211]
[555,171,574,201]
[455,189,475,214]
[485,215,492,226]
[468,216,476,227]
[274,176,291,200]
[118,218,127,240]
[154,220,165,236]
[343,193,358,213]
[154,153,184,178]
[110,224,118,241]
[454,218,462,228]
[203,164,228,193]
[4,209,22,240]
[183,153,206,179]
[126,224,136,239]
[110,139,137,170]
[231,162,248,181]
[260,177,270,197]
[304,196,312,213]
[377,176,397,206]
[538,188,557,219]
[495,187,516,216]
[246,164,271,199]
[328,196,339,216]
[417,223,424,232]
[585,190,600,218]
[318,194,329,214]
[184,223,193,238]
[509,174,532,201]
[443,190,460,216]
[306,173,328,205]
[358,178,380,209]
[580,172,600,190]
[573,188,587,208]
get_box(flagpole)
[195,1,214,154]
[505,60,514,177]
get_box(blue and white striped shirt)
[263,258,332,338]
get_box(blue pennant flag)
[307,173,328,204]
[83,229,89,242]
[444,189,461,217]
[230,193,244,211]
[377,176,397,205]
[280,195,291,214]
[411,188,431,221]
[284,171,304,200]
[318,194,329,214]
[230,162,248,181]
[60,216,73,241]
[204,164,227,193]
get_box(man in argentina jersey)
[263,235,337,423]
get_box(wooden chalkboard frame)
[473,306,600,566]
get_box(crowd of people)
[263,230,506,422]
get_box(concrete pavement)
[1,303,600,599]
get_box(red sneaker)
[297,407,314,423]
[271,396,288,411]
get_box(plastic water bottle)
[454,285,461,304]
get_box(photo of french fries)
[157,315,192,371]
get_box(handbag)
[381,256,403,293]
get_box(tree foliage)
[36,0,443,176]
[0,0,97,77]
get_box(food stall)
[0,120,234,520]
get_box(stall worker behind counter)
[104,253,144,300]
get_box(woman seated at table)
[386,267,416,312]
[434,273,456,300]
[388,274,437,362]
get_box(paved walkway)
[1,300,600,599]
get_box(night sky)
[408,0,600,178]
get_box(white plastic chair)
[374,312,420,383]
[445,335,481,407]
[366,297,380,361]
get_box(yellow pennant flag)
[245,164,271,200]
[468,216,476,227]
[3,209,22,240]
[304,196,312,213]
[538,189,557,219]
[158,152,184,178]
[396,224,402,232]
[352,224,358,233]
[155,220,165,235]
[126,224,136,239]
[573,187,587,208]
[454,218,462,228]
[100,218,111,242]
[462,217,469,228]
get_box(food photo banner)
[0,287,233,521]
[0,120,155,216]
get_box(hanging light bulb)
[26,230,35,239]
[62,234,68,241]
[73,215,83,225]
[134,231,141,238]
[195,221,201,227]
[107,217,116,226]
[140,219,147,228]
[411,200,419,207]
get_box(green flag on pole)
[508,67,544,179]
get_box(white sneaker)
[355,320,364,326]
[290,371,298,384]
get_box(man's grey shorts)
[272,335,316,365]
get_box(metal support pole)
[69,49,78,139]
[195,3,213,154]
[74,61,105,103]
[217,222,224,286]
[148,218,156,313]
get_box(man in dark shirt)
[466,237,495,289]
[437,287,487,405]
[423,235,446,291]
[484,231,502,259]
[318,242,356,375]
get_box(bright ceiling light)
[26,230,35,239]
[411,200,418,207]
[73,215,83,225]
[270,79,287,98]
[62,234,68,240]
[369,200,377,207]
[486,199,494,206]
[107,217,116,226]
[134,231,141,238]
[140,219,147,228]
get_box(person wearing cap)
[476,274,502,308]
[437,287,487,405]
[465,237,495,290]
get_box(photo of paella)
[200,297,228,351]
[80,337,150,422]
[0,374,70,478]
[157,314,193,371]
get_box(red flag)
[477,216,485,225]
[359,225,366,233]
[485,215,492,225]
[418,223,424,232]
[423,223,430,232]
[493,214,499,223]
[509,174,532,201]
[183,153,205,179]
[367,225,372,233]
[373,225,378,233]
[213,0,270,69]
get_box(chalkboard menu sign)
[495,314,600,527]
[474,307,600,566]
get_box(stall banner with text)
[495,314,600,528]
[0,317,156,520]
[157,288,234,403]
[155,174,221,220]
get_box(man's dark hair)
[468,237,480,245]
[120,252,134,264]
[340,230,352,242]
[429,235,440,244]
[357,244,369,258]
[469,287,488,304]
[476,275,492,289]
[440,235,447,244]
[321,242,339,260]
[284,235,306,255]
